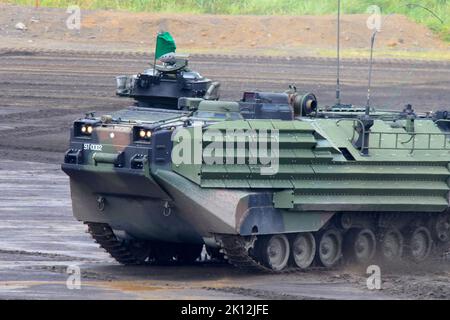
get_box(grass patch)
[2,0,449,42]
[317,48,450,61]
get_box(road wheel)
[378,228,404,262]
[290,233,316,270]
[257,234,290,271]
[316,228,342,268]
[406,226,433,262]
[345,228,377,264]
[432,213,450,243]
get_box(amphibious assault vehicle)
[62,5,449,272]
[62,90,450,271]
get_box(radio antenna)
[365,3,443,115]
[335,0,341,106]
[365,30,377,115]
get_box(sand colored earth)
[0,3,448,58]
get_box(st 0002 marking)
[83,143,103,151]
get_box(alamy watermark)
[172,127,280,175]
[366,5,382,32]
[66,5,81,31]
[366,265,381,290]
[66,265,81,290]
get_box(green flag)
[155,32,176,59]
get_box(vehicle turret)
[116,54,220,109]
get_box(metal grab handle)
[92,152,120,164]
[336,118,450,153]
[435,119,450,125]
[336,118,366,153]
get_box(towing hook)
[85,111,96,119]
[97,196,106,212]
[163,201,172,217]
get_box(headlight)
[134,126,153,142]
[80,125,93,135]
[74,120,100,137]
[139,129,152,139]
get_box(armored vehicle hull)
[164,118,450,270]
[63,96,450,270]
[62,107,206,263]
[63,1,449,271]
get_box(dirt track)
[0,159,449,299]
[0,1,449,301]
[0,48,449,164]
[0,47,449,299]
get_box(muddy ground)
[0,49,449,164]
[0,48,448,300]
[0,4,449,300]
[0,160,449,300]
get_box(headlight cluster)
[80,125,94,135]
[134,126,153,142]
[139,129,152,139]
[74,120,99,138]
[133,125,178,143]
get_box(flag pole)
[153,34,158,76]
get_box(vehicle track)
[0,48,449,163]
